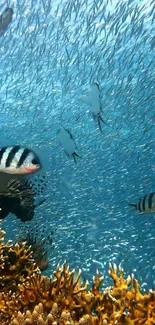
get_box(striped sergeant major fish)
[129,192,155,213]
[57,127,82,164]
[80,82,109,133]
[0,145,41,175]
[0,7,13,36]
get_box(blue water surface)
[1,0,155,291]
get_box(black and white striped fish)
[0,145,41,175]
[0,7,13,36]
[129,192,155,213]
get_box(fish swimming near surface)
[57,127,82,164]
[0,145,42,175]
[0,7,13,36]
[129,192,155,213]
[0,176,46,222]
[80,82,109,132]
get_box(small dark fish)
[129,192,155,213]
[0,145,41,175]
[57,127,82,164]
[0,8,13,36]
[0,178,46,222]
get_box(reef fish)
[57,127,82,164]
[17,224,55,271]
[0,7,13,36]
[129,192,155,213]
[0,177,46,222]
[0,145,41,175]
[81,82,108,132]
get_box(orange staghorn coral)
[0,238,39,293]
[0,224,155,325]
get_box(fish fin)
[64,128,74,140]
[73,153,77,164]
[99,115,109,127]
[128,203,137,208]
[7,179,34,199]
[75,152,82,159]
[97,114,109,133]
[128,203,137,211]
[73,152,82,164]
[93,82,100,90]
[98,118,103,133]
[34,198,46,208]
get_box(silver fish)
[0,7,13,36]
[57,127,82,164]
[0,145,41,175]
[129,193,155,213]
[80,83,109,133]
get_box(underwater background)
[0,0,155,291]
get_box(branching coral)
[0,226,40,323]
[0,225,154,325]
[0,239,39,292]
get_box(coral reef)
[0,236,39,293]
[17,231,49,272]
[0,225,154,325]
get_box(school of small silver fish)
[0,0,155,287]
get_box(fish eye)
[32,157,40,165]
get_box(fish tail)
[99,115,109,127]
[73,152,82,164]
[98,118,103,133]
[75,152,82,159]
[73,153,77,164]
[128,203,137,211]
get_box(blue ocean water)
[0,0,155,291]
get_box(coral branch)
[0,224,154,325]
